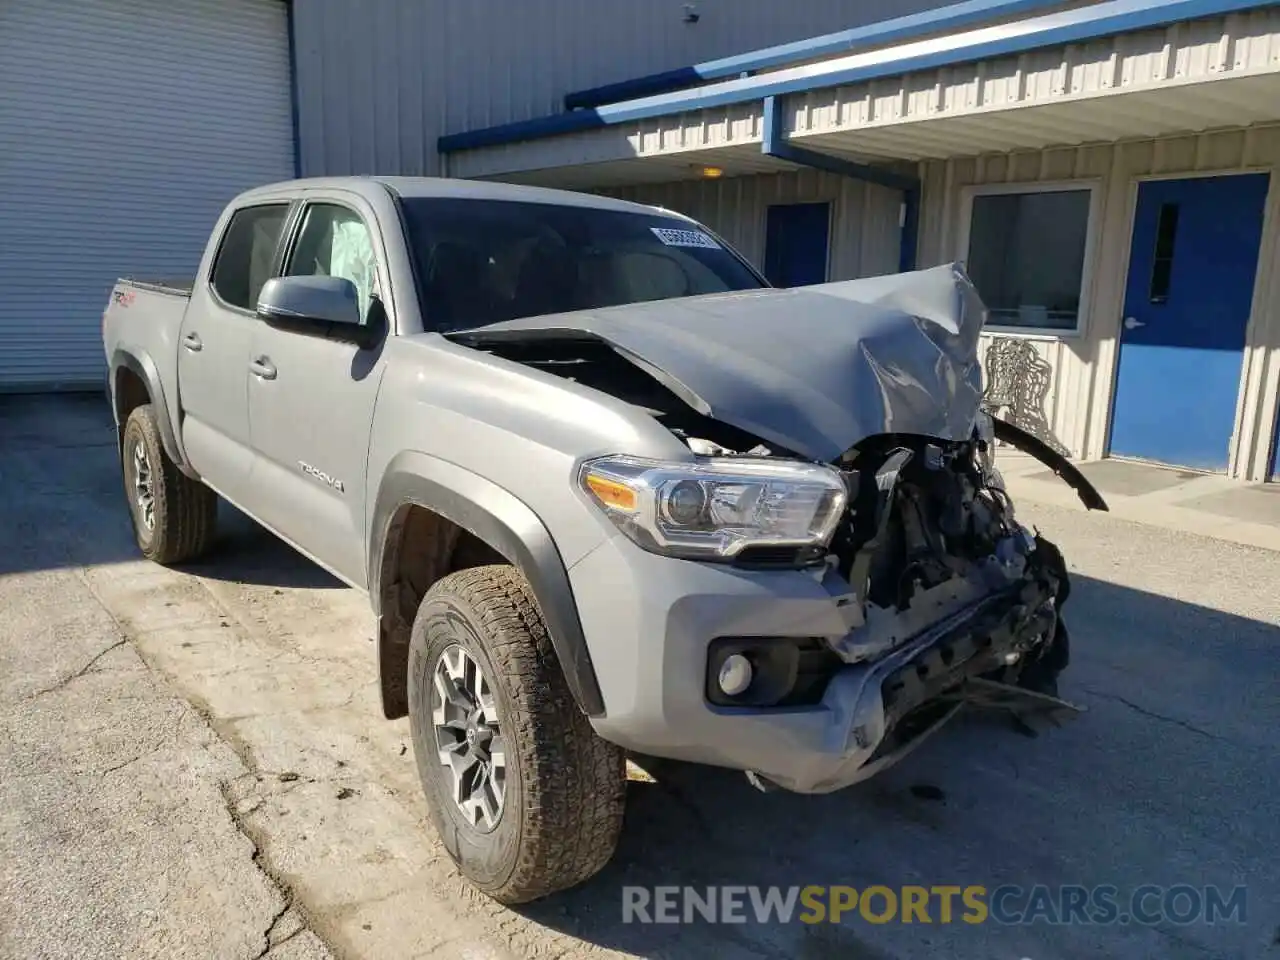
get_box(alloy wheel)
[432,642,506,832]
[130,439,155,532]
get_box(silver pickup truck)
[103,176,1105,904]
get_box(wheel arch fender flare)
[110,347,194,477]
[368,452,606,720]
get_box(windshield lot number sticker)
[651,227,722,250]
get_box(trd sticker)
[112,290,136,308]
[650,227,722,250]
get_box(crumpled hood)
[446,263,987,463]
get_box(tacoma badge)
[298,461,344,493]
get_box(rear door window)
[210,203,290,311]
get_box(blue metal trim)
[760,97,919,193]
[284,0,302,178]
[441,111,601,152]
[761,96,921,274]
[564,0,1066,110]
[566,67,704,112]
[440,0,1275,155]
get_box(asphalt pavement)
[1,394,1277,960]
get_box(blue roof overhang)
[561,0,1072,111]
[438,0,1280,156]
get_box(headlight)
[578,455,848,560]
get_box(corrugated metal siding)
[916,124,1280,477]
[0,0,294,390]
[603,170,904,280]
[290,0,943,177]
[797,7,1280,159]
[444,7,1280,182]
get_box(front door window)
[284,203,380,319]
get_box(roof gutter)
[438,0,1275,155]
[563,0,1069,110]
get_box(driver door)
[245,198,389,587]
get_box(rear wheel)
[121,404,217,564]
[408,564,626,904]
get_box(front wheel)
[408,565,626,904]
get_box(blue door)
[1109,174,1270,471]
[764,202,830,287]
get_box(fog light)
[718,653,753,696]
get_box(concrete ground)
[2,394,1277,960]
[998,447,1280,554]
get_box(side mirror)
[257,275,362,327]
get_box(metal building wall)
[0,0,294,391]
[289,0,943,176]
[440,7,1280,188]
[915,126,1280,480]
[603,170,905,282]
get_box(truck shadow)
[183,505,347,589]
[1,393,342,588]
[180,503,353,588]
[512,574,1280,960]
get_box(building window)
[962,185,1095,333]
[1148,202,1180,303]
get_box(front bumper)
[570,533,1058,794]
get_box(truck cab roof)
[231,175,683,219]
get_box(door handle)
[1123,316,1146,330]
[182,332,203,352]
[249,356,277,380]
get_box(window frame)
[277,196,391,330]
[207,201,294,316]
[956,179,1103,340]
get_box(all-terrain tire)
[408,564,626,904]
[121,404,217,564]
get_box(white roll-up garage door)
[0,0,295,391]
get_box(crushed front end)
[572,415,1085,795]
[462,263,1096,793]
[690,415,1078,791]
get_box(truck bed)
[118,278,195,297]
[104,278,198,431]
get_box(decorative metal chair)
[981,337,1071,457]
